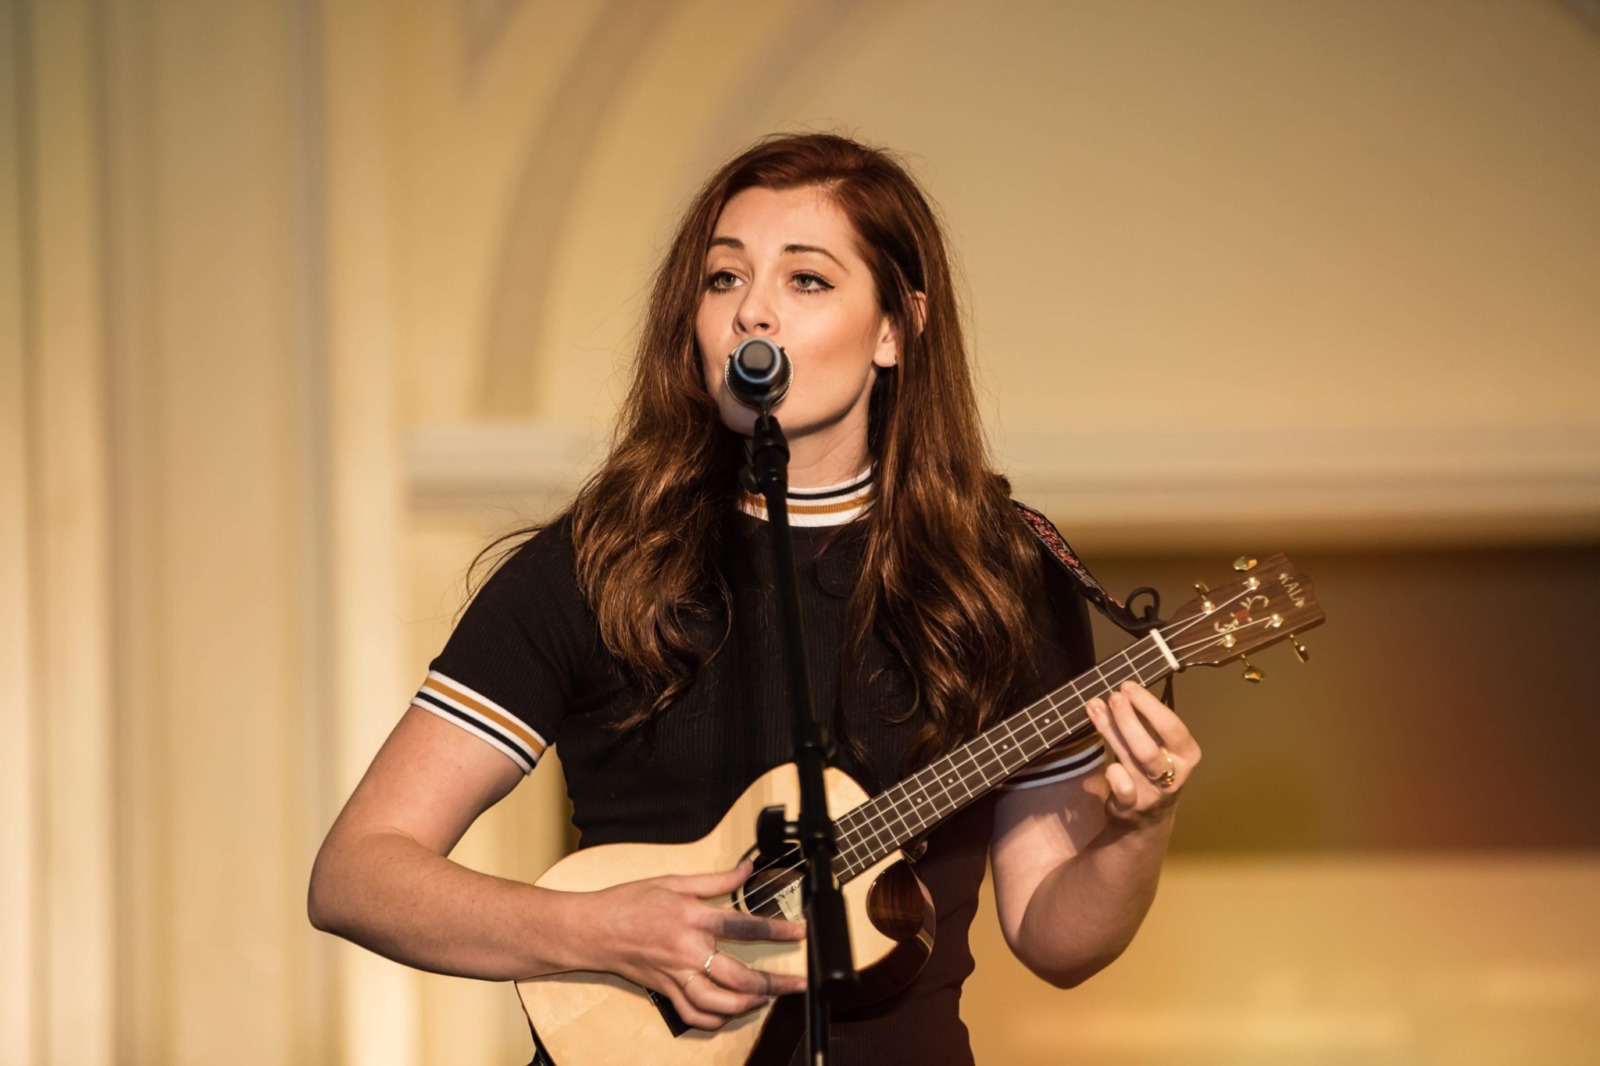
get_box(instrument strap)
[1013,500,1177,709]
[1012,500,1124,611]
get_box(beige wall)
[4,1,1597,1064]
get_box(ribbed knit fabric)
[426,505,1097,1065]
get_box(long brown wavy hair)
[548,133,1042,768]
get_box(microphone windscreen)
[725,338,791,411]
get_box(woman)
[308,133,1199,1064]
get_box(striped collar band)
[738,469,873,527]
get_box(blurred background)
[4,1,1599,1064]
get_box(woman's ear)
[876,326,902,368]
[873,324,899,369]
[872,292,926,370]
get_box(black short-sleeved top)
[413,488,1101,1066]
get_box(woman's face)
[696,185,898,467]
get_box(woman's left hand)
[1084,681,1200,829]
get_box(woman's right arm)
[307,706,562,979]
[307,706,805,1029]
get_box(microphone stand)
[743,408,857,1066]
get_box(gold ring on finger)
[1150,750,1177,788]
[682,971,701,992]
[702,950,721,977]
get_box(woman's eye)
[793,272,833,293]
[706,270,741,291]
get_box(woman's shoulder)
[498,513,576,566]
[467,514,584,611]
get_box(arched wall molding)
[681,0,874,172]
[1561,0,1600,37]
[478,0,678,417]
[463,0,526,78]
[477,0,877,423]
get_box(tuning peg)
[1290,635,1309,663]
[1194,581,1215,613]
[1242,656,1264,683]
[1233,556,1258,572]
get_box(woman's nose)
[734,280,778,335]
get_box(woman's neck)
[780,433,870,491]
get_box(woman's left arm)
[989,680,1200,988]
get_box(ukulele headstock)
[1162,554,1325,677]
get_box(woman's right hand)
[580,859,808,1030]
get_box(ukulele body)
[517,763,935,1066]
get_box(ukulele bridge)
[735,842,807,923]
[772,881,803,922]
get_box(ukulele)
[518,554,1324,1065]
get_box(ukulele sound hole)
[735,843,806,922]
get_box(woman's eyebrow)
[707,236,846,270]
[783,243,845,269]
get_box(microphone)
[723,337,791,412]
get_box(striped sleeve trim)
[1000,739,1108,791]
[410,670,548,774]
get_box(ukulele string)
[735,604,1281,916]
[736,613,1282,917]
[734,586,1287,915]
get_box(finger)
[1106,687,1167,776]
[714,910,806,943]
[1085,697,1137,771]
[653,859,754,900]
[662,976,732,1031]
[1088,698,1167,805]
[681,968,770,1019]
[1117,681,1198,757]
[1102,761,1141,818]
[708,954,808,998]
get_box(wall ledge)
[407,420,1600,551]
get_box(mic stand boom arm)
[743,409,857,1066]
